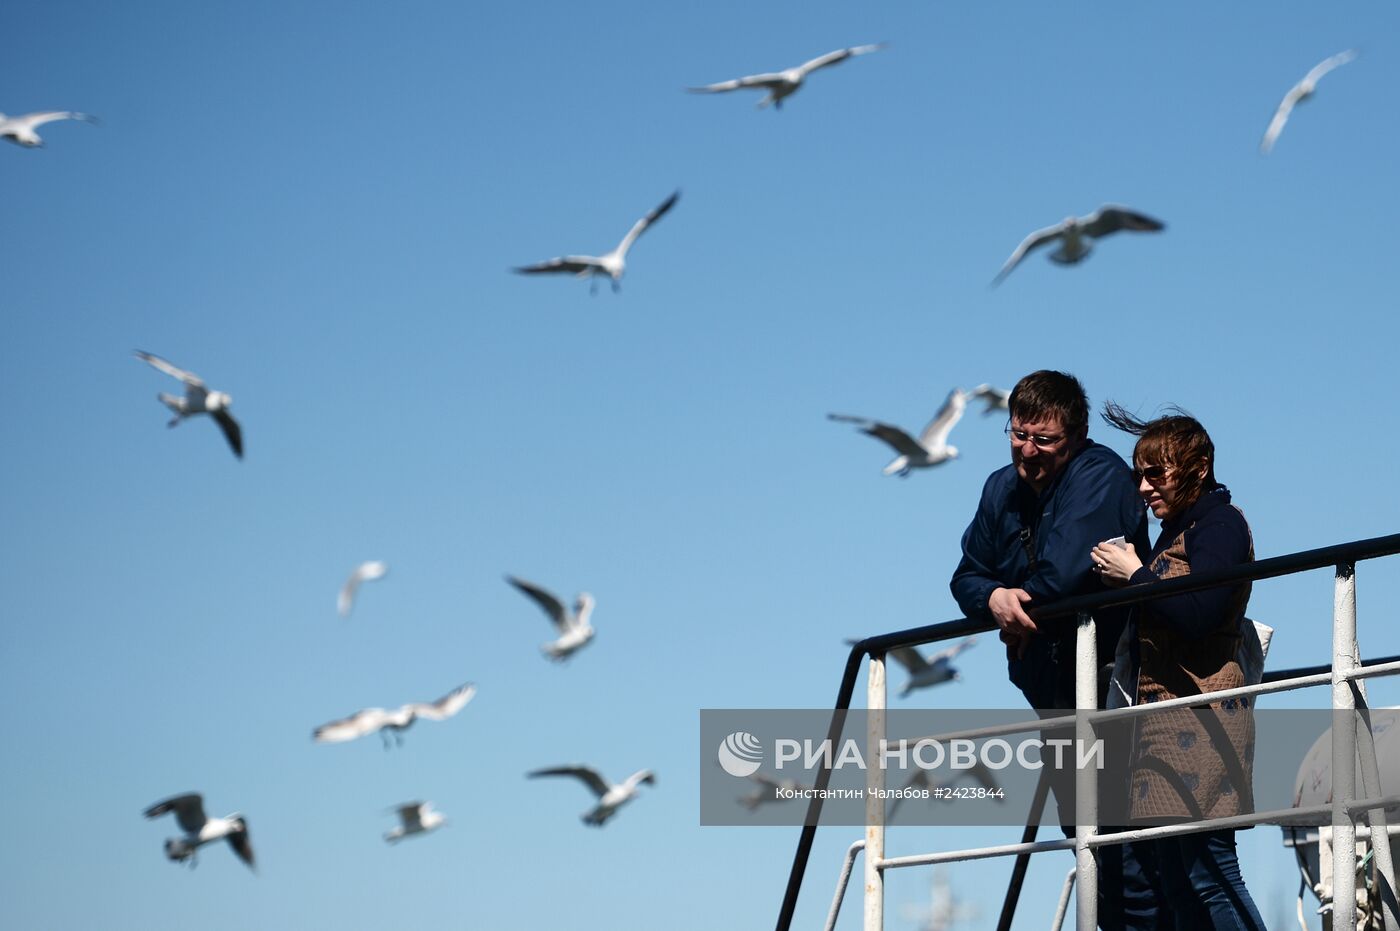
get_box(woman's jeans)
[1149,829,1265,930]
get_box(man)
[950,370,1162,929]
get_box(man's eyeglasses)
[1005,426,1066,450]
[1132,465,1169,484]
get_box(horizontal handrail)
[775,531,1400,931]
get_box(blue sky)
[3,1,1398,928]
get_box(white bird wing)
[969,383,1010,414]
[615,190,680,258]
[827,413,926,457]
[992,222,1067,284]
[133,350,203,386]
[313,707,388,743]
[8,110,97,130]
[687,72,788,93]
[529,765,611,798]
[1303,48,1359,85]
[506,575,570,632]
[624,769,656,790]
[932,636,977,663]
[1259,92,1298,154]
[143,793,207,833]
[888,646,930,674]
[1079,206,1165,239]
[408,682,476,721]
[795,43,886,78]
[338,561,388,617]
[917,389,967,449]
[514,256,602,275]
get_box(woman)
[1090,404,1264,931]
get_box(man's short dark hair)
[1008,370,1088,434]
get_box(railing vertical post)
[1333,562,1359,931]
[1074,611,1099,931]
[864,652,886,931]
[1340,564,1400,930]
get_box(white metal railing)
[821,556,1400,931]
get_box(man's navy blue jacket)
[950,440,1149,709]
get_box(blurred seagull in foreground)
[828,388,967,477]
[992,206,1165,285]
[313,682,476,748]
[528,765,655,826]
[0,110,97,147]
[847,636,977,697]
[505,576,595,661]
[688,44,886,109]
[968,384,1010,416]
[887,760,1005,821]
[889,637,977,697]
[1260,49,1359,155]
[133,351,243,459]
[739,771,811,810]
[385,801,447,843]
[144,793,254,871]
[338,561,388,618]
[514,190,679,294]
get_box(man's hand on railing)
[989,587,1036,659]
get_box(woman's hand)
[1090,541,1143,588]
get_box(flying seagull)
[992,206,1165,285]
[889,637,977,697]
[514,190,679,294]
[338,561,388,618]
[1260,49,1359,155]
[0,110,97,147]
[505,576,595,661]
[828,388,967,477]
[133,351,243,459]
[968,384,1010,416]
[143,793,254,871]
[384,801,447,843]
[313,682,476,748]
[738,771,811,811]
[687,44,886,110]
[528,765,655,826]
[887,759,1005,820]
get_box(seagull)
[133,351,243,459]
[886,760,1004,820]
[338,561,388,618]
[514,190,679,294]
[143,793,255,871]
[687,44,886,110]
[384,801,447,843]
[0,110,98,147]
[967,384,1010,416]
[828,388,967,477]
[888,637,977,697]
[528,765,655,826]
[313,682,476,748]
[1260,49,1359,155]
[505,576,595,661]
[738,771,811,810]
[847,636,977,697]
[992,206,1165,285]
